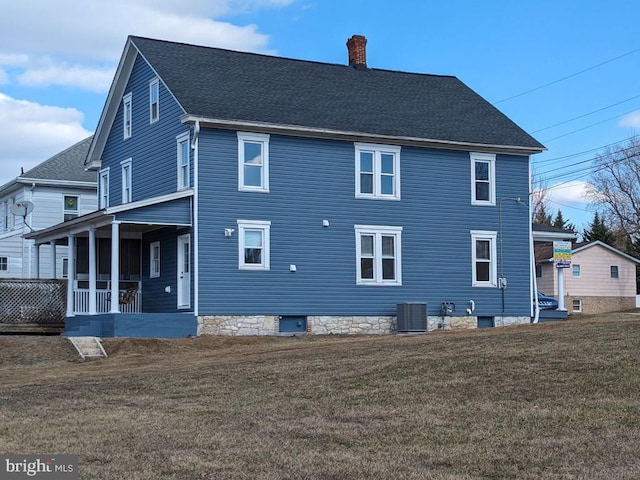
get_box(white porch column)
[88,228,97,315]
[34,244,40,279]
[110,221,120,313]
[557,266,566,311]
[50,240,57,279]
[66,234,75,317]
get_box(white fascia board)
[16,178,96,189]
[182,114,546,156]
[573,241,640,264]
[105,188,193,214]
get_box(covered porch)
[25,193,197,337]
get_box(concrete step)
[68,336,108,360]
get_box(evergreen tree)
[582,212,616,245]
[552,210,575,232]
[534,203,552,226]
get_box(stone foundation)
[197,314,532,336]
[566,296,636,315]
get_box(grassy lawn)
[1,313,639,479]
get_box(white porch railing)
[74,288,142,314]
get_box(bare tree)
[587,136,640,240]
[530,167,551,224]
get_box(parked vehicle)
[537,292,559,310]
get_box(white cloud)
[619,110,640,128]
[546,180,591,205]
[0,93,92,186]
[0,0,294,92]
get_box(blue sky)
[1,0,639,232]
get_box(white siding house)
[0,137,96,279]
[536,240,640,314]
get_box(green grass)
[1,313,639,479]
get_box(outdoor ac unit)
[397,302,427,333]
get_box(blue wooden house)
[27,35,545,337]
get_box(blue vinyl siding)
[197,129,532,318]
[116,197,192,224]
[100,53,191,207]
[142,227,193,313]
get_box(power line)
[541,108,639,143]
[532,134,640,164]
[494,47,640,104]
[531,94,640,134]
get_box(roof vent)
[346,35,367,69]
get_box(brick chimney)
[346,35,367,68]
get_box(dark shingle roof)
[131,36,544,151]
[21,136,95,183]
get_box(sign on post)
[553,241,572,268]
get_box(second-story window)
[99,168,110,209]
[149,78,159,123]
[121,159,132,203]
[123,92,132,139]
[63,196,79,221]
[471,152,496,206]
[238,132,270,192]
[355,143,401,200]
[177,133,190,190]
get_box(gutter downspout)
[192,121,200,320]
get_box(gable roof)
[88,36,544,167]
[1,136,95,194]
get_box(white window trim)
[238,132,270,193]
[99,167,110,209]
[237,220,271,270]
[121,158,132,204]
[63,194,79,221]
[150,241,160,278]
[177,132,191,191]
[572,264,581,278]
[0,256,7,271]
[354,142,401,200]
[471,230,497,287]
[123,92,132,139]
[471,152,496,206]
[354,225,403,285]
[149,78,159,124]
[572,299,582,313]
[610,265,619,279]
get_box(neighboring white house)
[0,137,96,279]
[536,240,640,314]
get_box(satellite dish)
[11,200,34,217]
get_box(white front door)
[177,234,191,309]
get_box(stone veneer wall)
[566,296,636,315]
[197,314,531,336]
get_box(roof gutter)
[181,115,546,156]
[16,178,96,188]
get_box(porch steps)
[68,336,108,360]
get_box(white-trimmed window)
[123,92,132,139]
[150,241,160,278]
[238,132,270,192]
[149,78,159,123]
[572,299,582,313]
[62,258,69,278]
[0,256,7,271]
[237,220,271,270]
[610,265,619,279]
[355,143,401,200]
[572,264,581,278]
[355,225,402,285]
[471,230,497,287]
[63,195,79,221]
[121,159,132,203]
[471,152,496,206]
[99,168,110,209]
[177,133,190,190]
